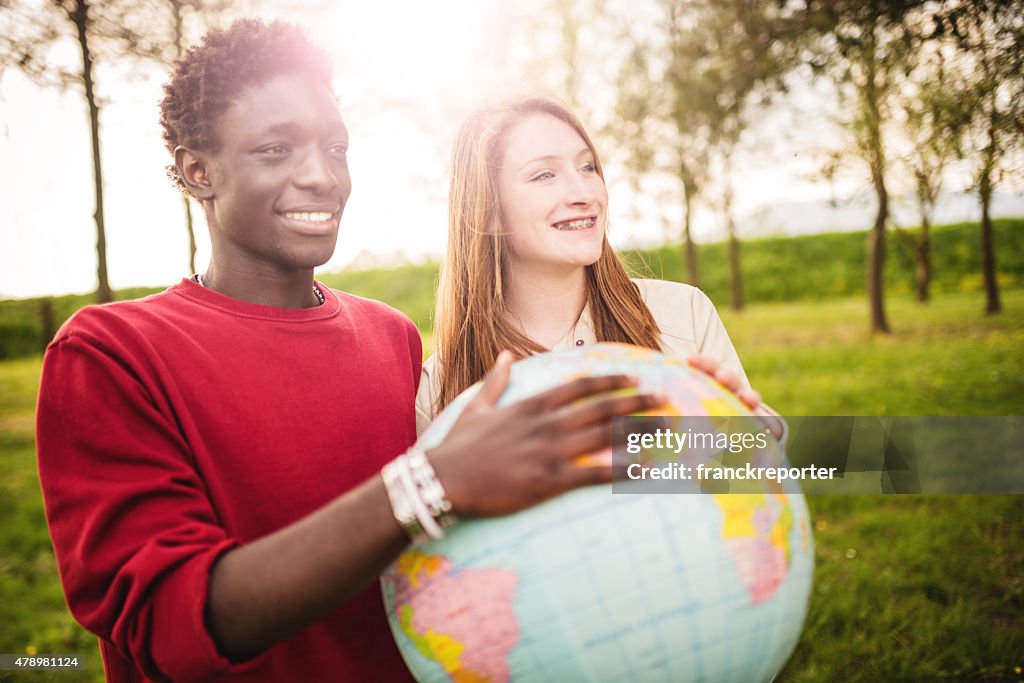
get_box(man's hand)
[428,351,666,517]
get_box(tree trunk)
[682,189,699,287]
[867,193,890,334]
[729,233,742,312]
[171,0,199,275]
[71,0,112,303]
[916,217,930,303]
[39,298,56,352]
[979,124,1001,314]
[184,195,197,274]
[721,153,742,310]
[864,36,890,334]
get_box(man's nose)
[294,148,339,194]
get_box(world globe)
[382,343,814,683]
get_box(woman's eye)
[531,171,554,182]
[580,162,596,173]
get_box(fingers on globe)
[559,391,665,430]
[687,354,718,375]
[533,374,638,411]
[713,369,739,391]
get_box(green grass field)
[1,288,1021,680]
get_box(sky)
[1,0,1017,300]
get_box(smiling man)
[34,19,663,683]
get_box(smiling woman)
[417,96,779,440]
[497,113,609,285]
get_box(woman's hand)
[687,354,761,409]
[427,351,666,518]
[687,354,785,441]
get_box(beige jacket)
[415,278,752,436]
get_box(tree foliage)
[895,37,972,302]
[610,0,804,291]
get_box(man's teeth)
[553,217,596,230]
[284,211,333,223]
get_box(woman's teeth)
[553,217,596,231]
[284,211,334,223]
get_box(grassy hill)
[1,219,1021,360]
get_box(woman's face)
[496,113,607,275]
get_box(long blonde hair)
[434,96,662,411]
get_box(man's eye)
[262,145,289,155]
[328,143,348,156]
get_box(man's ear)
[175,147,215,201]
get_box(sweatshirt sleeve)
[36,331,270,682]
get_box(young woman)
[418,96,773,432]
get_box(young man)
[35,20,661,683]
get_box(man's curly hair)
[159,19,334,193]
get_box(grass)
[724,289,1024,416]
[781,495,1022,682]
[0,357,106,682]
[0,288,1021,682]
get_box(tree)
[2,0,261,298]
[2,0,121,302]
[140,0,239,275]
[697,2,805,311]
[610,0,802,293]
[804,0,926,334]
[612,3,715,288]
[935,0,1024,314]
[895,42,970,302]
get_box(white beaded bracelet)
[394,452,444,541]
[381,457,426,544]
[406,449,456,530]
[381,449,456,544]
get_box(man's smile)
[277,207,341,234]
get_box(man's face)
[204,73,351,275]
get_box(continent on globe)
[383,550,520,683]
[714,493,793,604]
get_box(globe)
[382,343,814,683]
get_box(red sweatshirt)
[36,279,421,682]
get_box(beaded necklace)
[193,273,325,306]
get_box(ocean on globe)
[382,343,814,683]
